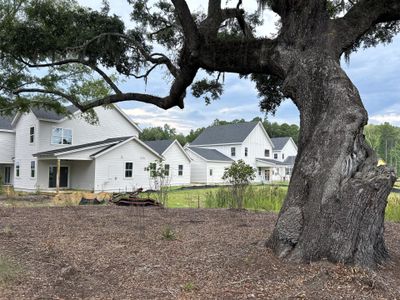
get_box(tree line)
[364,123,400,173]
[139,117,300,146]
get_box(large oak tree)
[1,0,400,268]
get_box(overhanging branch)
[332,0,400,56]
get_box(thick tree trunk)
[268,54,396,268]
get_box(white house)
[144,139,191,186]
[9,104,165,192]
[188,121,297,184]
[185,147,233,184]
[0,116,15,186]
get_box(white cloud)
[370,113,400,125]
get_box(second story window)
[274,153,278,159]
[51,128,72,145]
[282,153,285,160]
[265,149,270,157]
[231,147,236,157]
[29,127,35,144]
[178,165,183,176]
[125,162,133,178]
[209,168,213,176]
[245,147,248,157]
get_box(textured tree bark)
[267,53,396,268]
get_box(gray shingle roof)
[189,147,233,162]
[257,155,296,166]
[31,105,79,121]
[0,115,14,130]
[34,136,133,157]
[271,137,291,151]
[144,140,174,155]
[191,122,259,145]
[282,156,296,165]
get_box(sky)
[76,0,400,134]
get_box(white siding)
[281,139,298,160]
[69,160,95,191]
[14,113,39,191]
[241,123,274,183]
[162,142,191,186]
[206,162,231,184]
[0,131,15,164]
[186,150,207,183]
[94,140,160,192]
[38,106,140,152]
[197,144,241,161]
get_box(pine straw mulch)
[0,206,400,299]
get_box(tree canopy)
[0,0,398,116]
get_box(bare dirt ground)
[0,206,400,299]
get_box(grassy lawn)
[0,256,21,286]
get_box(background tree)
[222,160,255,210]
[0,0,399,268]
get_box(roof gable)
[271,137,291,151]
[34,136,133,157]
[144,140,174,155]
[0,115,14,131]
[12,104,142,133]
[191,121,258,146]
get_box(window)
[245,147,248,157]
[285,167,292,175]
[30,161,35,178]
[258,167,261,176]
[125,162,133,178]
[209,169,213,176]
[282,154,285,159]
[164,164,170,176]
[149,162,157,177]
[16,162,20,177]
[265,149,270,157]
[29,127,35,143]
[274,153,278,159]
[231,147,236,157]
[51,128,72,145]
[178,165,183,176]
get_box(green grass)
[0,256,21,285]
[386,193,400,222]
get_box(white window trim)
[30,161,36,179]
[15,162,20,178]
[124,161,134,179]
[178,164,183,176]
[29,126,35,145]
[51,127,74,145]
[231,147,236,157]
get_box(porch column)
[56,159,60,194]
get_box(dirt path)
[0,206,399,299]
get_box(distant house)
[185,147,233,184]
[144,139,191,186]
[6,104,165,192]
[187,121,297,184]
[0,116,15,186]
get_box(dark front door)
[4,167,11,184]
[49,166,69,188]
[264,169,270,181]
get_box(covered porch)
[255,159,277,183]
[36,157,95,193]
